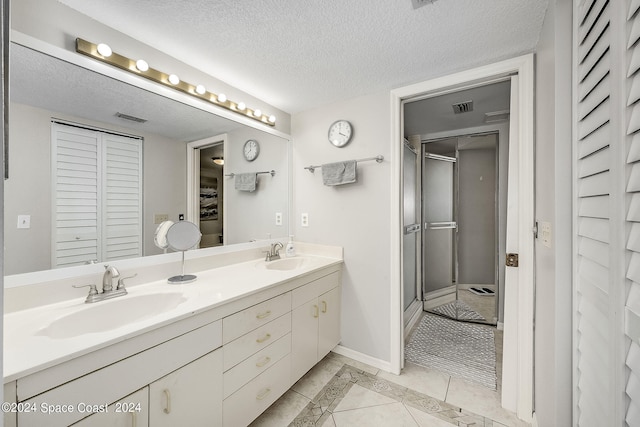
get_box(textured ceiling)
[59,0,548,113]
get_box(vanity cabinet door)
[291,298,320,381]
[318,286,341,359]
[149,349,222,427]
[291,273,342,383]
[71,388,149,427]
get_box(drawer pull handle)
[256,388,272,400]
[131,412,137,427]
[256,333,272,343]
[163,389,171,414]
[313,304,319,318]
[256,310,272,320]
[256,356,272,367]
[321,301,327,313]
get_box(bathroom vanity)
[3,243,342,427]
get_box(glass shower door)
[422,153,458,315]
[403,142,421,324]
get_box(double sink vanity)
[3,242,343,427]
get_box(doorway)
[390,55,535,422]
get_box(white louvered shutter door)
[101,133,143,261]
[625,1,640,425]
[52,123,101,268]
[574,0,614,425]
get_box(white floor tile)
[249,390,310,427]
[404,405,462,427]
[291,357,344,400]
[376,361,450,401]
[333,383,397,412]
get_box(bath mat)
[405,313,497,390]
[430,300,485,321]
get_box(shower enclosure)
[422,134,498,325]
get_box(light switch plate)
[301,213,309,227]
[154,213,169,224]
[275,212,282,226]
[17,215,31,229]
[541,221,552,248]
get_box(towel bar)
[225,170,275,177]
[304,155,384,173]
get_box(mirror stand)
[168,251,197,284]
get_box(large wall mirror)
[5,42,291,277]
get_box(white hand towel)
[321,160,357,186]
[235,173,257,192]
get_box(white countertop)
[4,253,342,383]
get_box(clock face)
[328,120,353,147]
[243,139,260,162]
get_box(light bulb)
[135,59,149,72]
[253,109,262,117]
[168,74,180,85]
[195,85,206,95]
[268,115,276,123]
[237,102,246,111]
[217,93,227,103]
[96,43,112,57]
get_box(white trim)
[390,54,535,422]
[332,345,392,373]
[403,304,422,340]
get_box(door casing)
[390,54,535,422]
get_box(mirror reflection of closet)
[199,143,224,248]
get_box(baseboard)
[497,321,504,331]
[404,307,422,340]
[332,345,393,373]
[423,293,455,310]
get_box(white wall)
[292,91,392,362]
[533,0,572,425]
[5,102,187,275]
[225,127,289,244]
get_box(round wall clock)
[243,139,260,162]
[328,120,353,147]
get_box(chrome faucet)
[264,242,284,262]
[73,265,137,303]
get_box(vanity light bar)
[75,38,276,127]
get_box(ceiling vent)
[115,112,147,123]
[411,0,437,9]
[452,100,474,114]
[484,110,510,123]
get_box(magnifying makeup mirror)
[159,221,202,284]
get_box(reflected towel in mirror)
[235,173,257,192]
[321,160,357,186]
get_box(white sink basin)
[39,292,187,339]
[257,257,309,271]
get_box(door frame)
[186,134,228,233]
[389,54,534,421]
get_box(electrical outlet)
[17,215,31,229]
[154,214,169,224]
[275,212,283,226]
[301,213,309,227]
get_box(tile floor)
[251,317,529,427]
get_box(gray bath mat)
[405,313,497,390]
[430,300,485,321]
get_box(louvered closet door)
[101,133,143,261]
[52,123,101,268]
[575,0,613,426]
[625,1,640,425]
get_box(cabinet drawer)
[71,387,149,427]
[291,271,339,308]
[223,333,290,398]
[223,292,291,344]
[223,354,291,427]
[223,312,291,371]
